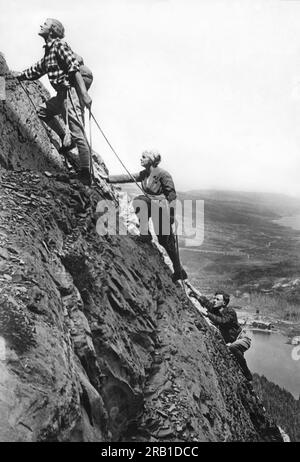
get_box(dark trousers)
[133,195,181,273]
[228,337,252,380]
[37,88,90,169]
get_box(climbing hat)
[142,150,161,167]
[48,19,65,38]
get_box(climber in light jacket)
[107,150,188,283]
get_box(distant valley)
[121,186,300,331]
[178,189,300,332]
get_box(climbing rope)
[174,223,189,297]
[67,89,95,181]
[88,109,95,179]
[19,81,72,169]
[19,80,52,140]
[89,111,154,200]
[19,81,38,112]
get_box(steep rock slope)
[0,53,62,172]
[0,56,282,442]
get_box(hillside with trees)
[253,374,300,441]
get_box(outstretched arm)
[107,172,144,184]
[189,292,215,311]
[18,58,46,81]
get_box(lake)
[242,211,300,398]
[245,331,300,399]
[273,214,300,231]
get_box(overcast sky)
[2,0,300,196]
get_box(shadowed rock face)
[0,53,9,75]
[0,55,282,442]
[0,53,62,172]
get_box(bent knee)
[37,106,47,120]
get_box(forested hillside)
[253,374,300,441]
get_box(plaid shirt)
[20,38,80,90]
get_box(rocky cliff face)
[0,53,63,172]
[0,55,282,442]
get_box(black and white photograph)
[0,0,300,445]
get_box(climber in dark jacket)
[191,290,252,380]
[107,150,188,282]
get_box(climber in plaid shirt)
[17,19,93,185]
[21,38,80,90]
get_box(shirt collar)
[43,38,57,51]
